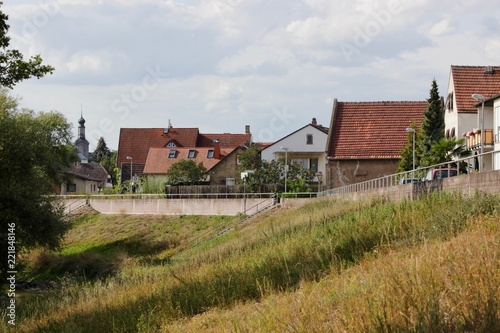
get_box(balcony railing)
[464,129,494,150]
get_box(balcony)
[464,129,494,150]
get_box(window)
[168,149,176,158]
[188,149,195,158]
[309,158,318,173]
[67,183,76,192]
[306,134,313,145]
[236,154,242,165]
[166,141,176,148]
[207,149,214,158]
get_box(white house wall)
[494,99,500,170]
[261,125,328,182]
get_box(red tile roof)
[451,65,500,113]
[143,147,237,174]
[327,100,427,159]
[117,128,199,166]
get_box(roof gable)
[327,100,427,159]
[261,123,329,153]
[451,65,500,113]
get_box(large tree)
[0,2,54,88]
[420,79,445,166]
[0,91,76,277]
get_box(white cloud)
[6,0,500,149]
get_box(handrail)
[173,194,278,257]
[320,149,500,198]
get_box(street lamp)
[316,171,323,192]
[406,127,416,180]
[280,146,288,193]
[472,93,486,172]
[126,156,133,193]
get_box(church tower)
[75,113,90,162]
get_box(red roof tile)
[451,65,500,113]
[143,147,237,174]
[117,128,200,166]
[327,100,427,159]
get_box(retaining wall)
[89,197,274,216]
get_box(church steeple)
[78,110,86,139]
[75,109,90,162]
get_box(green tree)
[166,160,207,185]
[90,137,118,186]
[90,137,111,163]
[0,90,77,278]
[245,158,315,192]
[238,144,262,171]
[0,2,54,88]
[420,79,445,166]
[425,137,471,167]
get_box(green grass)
[3,191,500,332]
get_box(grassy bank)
[2,191,500,332]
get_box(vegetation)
[90,137,119,187]
[166,159,207,185]
[0,90,76,278]
[0,1,54,88]
[420,79,445,165]
[3,191,500,332]
[398,80,469,173]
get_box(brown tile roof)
[451,65,500,113]
[117,128,200,166]
[327,100,427,159]
[198,133,251,147]
[69,162,109,185]
[254,142,273,150]
[143,147,237,174]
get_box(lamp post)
[406,127,416,180]
[472,93,486,172]
[126,156,133,193]
[280,146,288,193]
[316,171,323,192]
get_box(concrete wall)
[89,197,274,216]
[333,169,500,203]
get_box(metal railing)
[320,149,500,198]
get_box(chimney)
[213,139,221,159]
[311,117,317,126]
[245,125,250,134]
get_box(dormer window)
[306,134,313,145]
[207,149,214,158]
[188,149,195,158]
[166,141,176,148]
[168,149,176,158]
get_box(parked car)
[424,168,458,181]
[398,177,421,184]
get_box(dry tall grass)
[2,192,499,332]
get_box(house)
[117,123,252,185]
[325,99,427,189]
[444,65,500,171]
[61,115,110,194]
[260,117,329,185]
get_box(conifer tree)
[420,79,444,166]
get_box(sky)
[5,0,500,150]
